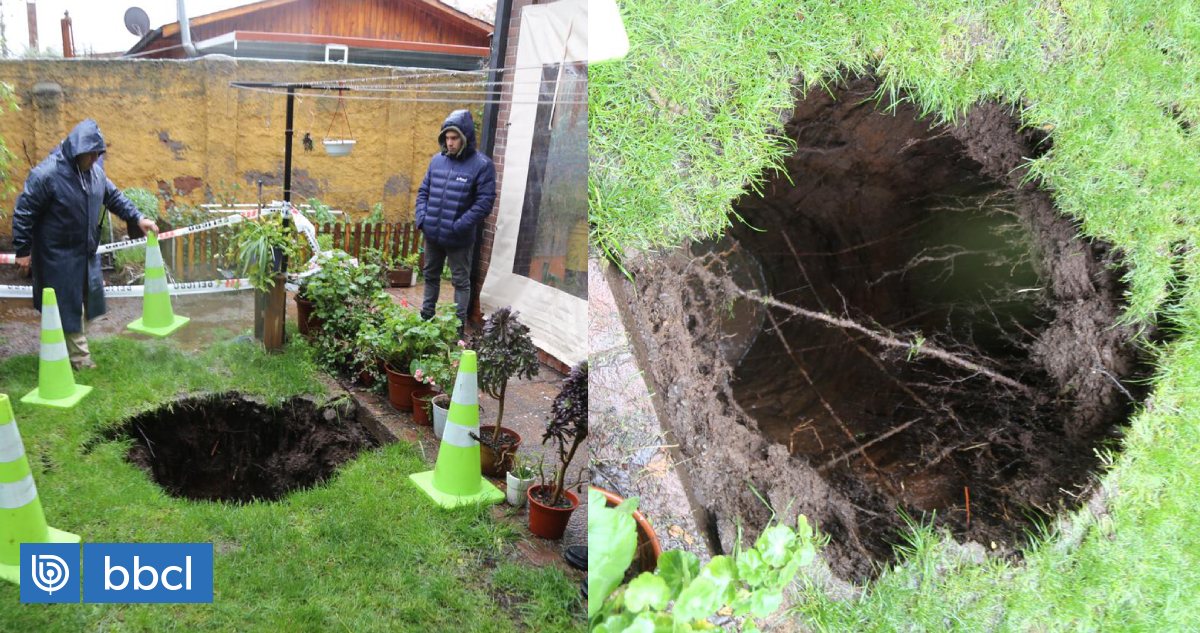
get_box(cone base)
[127,315,190,338]
[0,526,81,586]
[409,470,504,509]
[20,384,93,410]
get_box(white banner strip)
[0,278,255,299]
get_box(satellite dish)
[124,7,151,37]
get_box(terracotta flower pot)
[387,268,415,287]
[411,387,435,426]
[593,487,662,574]
[479,425,521,477]
[385,363,419,412]
[294,296,322,337]
[527,485,579,540]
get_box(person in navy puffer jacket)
[414,109,496,334]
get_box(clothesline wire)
[235,84,585,105]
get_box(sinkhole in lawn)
[112,393,375,503]
[631,77,1155,580]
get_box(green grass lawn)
[591,0,1200,628]
[0,336,582,631]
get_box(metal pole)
[283,88,295,203]
[470,0,513,325]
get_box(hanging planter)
[323,87,357,157]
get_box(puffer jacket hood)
[415,110,496,248]
[60,119,107,161]
[437,110,476,159]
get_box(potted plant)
[474,307,541,477]
[411,342,465,435]
[528,361,588,540]
[589,491,818,630]
[228,211,305,293]
[388,251,421,288]
[506,452,540,508]
[382,303,459,412]
[592,487,663,576]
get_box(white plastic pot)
[507,471,536,508]
[432,394,450,439]
[323,139,356,157]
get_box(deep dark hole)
[109,393,375,503]
[695,77,1153,575]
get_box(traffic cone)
[410,350,504,508]
[126,232,189,337]
[20,288,93,410]
[0,394,81,586]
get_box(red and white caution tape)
[0,203,332,297]
[0,277,255,299]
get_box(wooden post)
[259,87,294,352]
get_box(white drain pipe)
[177,0,198,57]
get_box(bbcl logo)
[19,543,213,603]
[104,555,196,592]
[20,544,80,603]
[83,544,213,603]
[32,554,71,594]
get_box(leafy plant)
[410,341,466,396]
[472,307,540,444]
[365,202,386,224]
[541,361,587,507]
[122,187,160,221]
[304,197,339,225]
[509,451,539,480]
[301,249,392,374]
[591,490,818,632]
[382,303,460,372]
[227,213,304,291]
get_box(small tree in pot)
[528,361,589,539]
[473,307,540,474]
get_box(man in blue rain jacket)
[414,110,497,335]
[11,119,158,369]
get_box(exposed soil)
[109,392,375,502]
[614,77,1152,580]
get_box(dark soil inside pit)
[108,392,375,503]
[614,77,1154,581]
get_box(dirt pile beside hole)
[111,392,374,502]
[614,77,1153,581]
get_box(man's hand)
[138,218,160,235]
[15,255,30,277]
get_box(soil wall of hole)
[612,78,1150,581]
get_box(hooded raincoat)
[414,110,497,249]
[11,119,145,332]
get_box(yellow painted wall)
[0,57,486,236]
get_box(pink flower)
[456,340,467,348]
[414,369,424,380]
